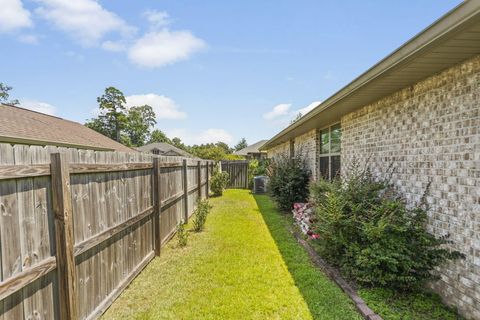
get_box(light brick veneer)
[294,129,318,180]
[266,130,318,180]
[266,54,480,319]
[266,141,289,159]
[341,55,480,319]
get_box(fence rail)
[0,143,214,320]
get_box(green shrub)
[176,220,188,247]
[192,199,212,232]
[248,159,269,189]
[311,162,464,290]
[211,170,229,196]
[267,153,311,211]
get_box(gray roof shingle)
[0,104,135,152]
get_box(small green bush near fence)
[211,170,229,196]
[176,221,188,247]
[192,199,212,232]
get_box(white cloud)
[35,0,135,46]
[19,99,57,115]
[0,0,33,33]
[263,101,321,127]
[143,10,170,29]
[125,94,187,120]
[63,50,84,61]
[18,34,39,44]
[297,101,320,116]
[263,103,291,120]
[101,40,126,52]
[128,30,206,68]
[166,128,234,145]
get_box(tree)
[125,105,156,147]
[234,138,248,151]
[0,83,19,105]
[215,141,232,154]
[96,87,127,142]
[290,112,302,124]
[172,137,188,151]
[149,129,172,144]
[85,117,111,138]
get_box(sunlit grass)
[102,190,360,319]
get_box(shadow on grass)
[252,194,361,320]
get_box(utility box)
[253,176,269,194]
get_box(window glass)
[320,130,330,154]
[331,155,341,179]
[330,124,342,153]
[319,157,329,179]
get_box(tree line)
[86,87,248,160]
[1,83,248,161]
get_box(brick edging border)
[291,229,383,320]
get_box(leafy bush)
[311,161,463,290]
[267,153,311,211]
[248,159,269,189]
[192,199,212,232]
[211,170,229,196]
[176,220,188,247]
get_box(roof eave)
[263,1,480,150]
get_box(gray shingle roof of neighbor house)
[136,142,194,157]
[0,103,135,152]
[262,1,480,150]
[233,139,269,156]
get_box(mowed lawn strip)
[253,194,362,320]
[102,190,360,320]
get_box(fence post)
[182,159,189,223]
[153,158,162,256]
[50,153,78,320]
[197,160,202,200]
[205,161,209,199]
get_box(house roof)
[234,140,268,156]
[263,1,480,150]
[136,142,194,157]
[0,104,134,152]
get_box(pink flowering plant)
[292,202,319,240]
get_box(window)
[318,123,341,180]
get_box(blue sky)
[1,0,461,146]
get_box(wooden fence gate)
[221,160,249,189]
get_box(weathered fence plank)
[221,160,249,189]
[0,144,213,320]
[50,153,78,320]
[182,159,188,223]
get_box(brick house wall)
[294,129,318,180]
[266,54,480,319]
[266,130,318,180]
[341,54,480,319]
[266,141,289,159]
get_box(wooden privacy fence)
[221,160,249,189]
[0,143,214,320]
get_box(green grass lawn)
[358,288,463,320]
[102,189,360,320]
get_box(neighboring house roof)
[136,142,194,157]
[263,1,480,150]
[234,140,268,156]
[0,104,134,152]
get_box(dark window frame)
[318,123,341,180]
